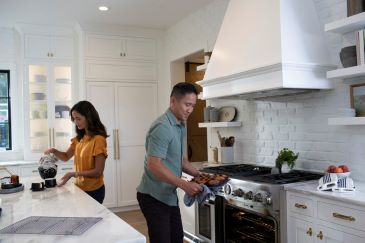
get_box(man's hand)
[180,181,203,197]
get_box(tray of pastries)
[191,173,229,187]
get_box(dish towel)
[183,185,220,207]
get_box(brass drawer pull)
[333,212,355,221]
[306,227,312,236]
[317,231,323,240]
[295,203,307,209]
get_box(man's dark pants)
[137,192,184,243]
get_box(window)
[0,70,11,150]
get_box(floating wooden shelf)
[328,117,365,125]
[196,63,208,71]
[326,65,365,79]
[198,121,242,128]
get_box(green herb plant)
[275,148,299,172]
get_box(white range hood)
[197,0,335,99]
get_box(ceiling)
[0,0,213,29]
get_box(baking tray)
[0,216,102,235]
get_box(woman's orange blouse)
[70,135,108,191]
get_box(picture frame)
[350,83,365,117]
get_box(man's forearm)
[182,158,200,177]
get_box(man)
[137,82,203,243]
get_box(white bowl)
[329,172,351,179]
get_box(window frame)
[0,69,12,150]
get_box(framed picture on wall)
[350,83,365,117]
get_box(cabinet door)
[287,216,315,243]
[124,38,156,60]
[86,82,118,208]
[317,224,365,243]
[25,35,50,59]
[115,83,158,206]
[178,173,195,234]
[86,36,122,58]
[53,65,73,151]
[51,36,73,59]
[26,64,51,159]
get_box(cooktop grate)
[0,216,102,235]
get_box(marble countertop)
[284,181,365,207]
[0,178,145,243]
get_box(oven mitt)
[183,185,215,207]
[317,173,338,191]
[332,177,355,192]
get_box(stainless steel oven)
[195,197,216,242]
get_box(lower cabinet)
[287,191,365,243]
[177,173,195,235]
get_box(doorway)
[185,53,207,162]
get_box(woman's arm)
[44,147,74,161]
[58,154,106,187]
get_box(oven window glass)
[198,203,211,239]
[225,204,277,243]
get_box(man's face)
[171,93,197,122]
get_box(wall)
[0,27,23,160]
[165,0,365,182]
[161,0,229,109]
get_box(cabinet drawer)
[288,194,314,217]
[317,201,365,231]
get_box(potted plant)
[275,148,299,173]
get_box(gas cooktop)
[201,164,323,185]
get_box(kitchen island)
[0,178,145,243]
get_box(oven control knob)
[253,192,263,202]
[263,193,272,205]
[245,191,253,200]
[223,183,232,195]
[233,189,244,197]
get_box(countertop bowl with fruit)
[329,172,351,179]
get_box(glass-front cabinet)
[25,62,73,160]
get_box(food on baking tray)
[191,173,229,187]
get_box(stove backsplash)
[207,91,365,182]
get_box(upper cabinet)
[85,34,156,61]
[25,34,74,60]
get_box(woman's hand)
[44,148,55,155]
[57,172,74,187]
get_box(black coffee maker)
[38,154,58,188]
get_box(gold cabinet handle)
[333,213,355,222]
[317,231,323,240]
[113,129,116,160]
[295,203,307,209]
[116,129,120,160]
[306,227,312,236]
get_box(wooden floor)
[115,210,189,243]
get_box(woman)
[45,100,108,204]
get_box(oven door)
[195,198,215,242]
[224,202,279,243]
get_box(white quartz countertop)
[0,178,145,243]
[284,180,365,207]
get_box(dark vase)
[347,0,365,17]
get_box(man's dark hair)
[170,82,198,99]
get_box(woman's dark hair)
[70,100,108,141]
[170,82,198,99]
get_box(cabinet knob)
[50,53,54,57]
[47,53,50,57]
[294,203,307,209]
[317,231,323,240]
[306,227,312,236]
[120,53,123,56]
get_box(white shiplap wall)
[165,0,365,182]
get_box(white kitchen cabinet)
[287,191,365,243]
[25,34,73,59]
[87,81,158,208]
[177,173,195,235]
[85,34,156,61]
[24,62,74,160]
